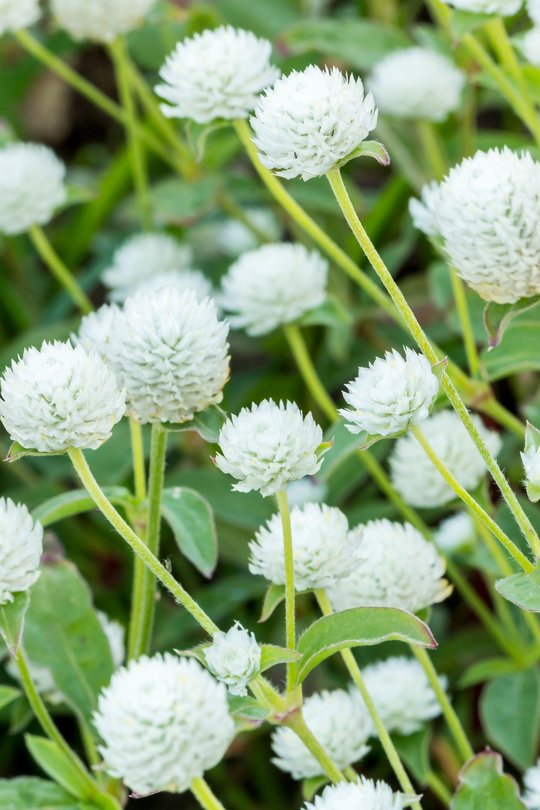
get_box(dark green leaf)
[0,685,20,711]
[495,564,540,612]
[480,669,540,769]
[259,585,285,623]
[162,404,227,442]
[481,307,540,380]
[483,296,540,347]
[394,727,431,784]
[451,750,526,809]
[32,488,131,527]
[25,736,90,800]
[161,487,218,577]
[0,592,30,655]
[228,695,269,722]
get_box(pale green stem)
[129,419,146,504]
[285,713,346,783]
[484,17,530,99]
[416,120,447,181]
[449,269,481,379]
[426,772,452,806]
[191,777,228,810]
[28,225,92,314]
[276,489,296,691]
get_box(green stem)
[276,489,296,691]
[191,777,228,810]
[484,17,530,99]
[28,225,92,314]
[426,771,452,806]
[449,268,481,379]
[416,120,447,181]
[129,419,146,504]
[285,713,345,783]
[126,419,148,662]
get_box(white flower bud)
[369,48,465,122]
[156,26,279,124]
[435,512,476,554]
[303,778,404,810]
[0,341,126,452]
[0,498,42,605]
[339,348,439,437]
[215,400,323,496]
[251,65,377,180]
[94,654,234,796]
[76,304,122,366]
[271,689,372,779]
[409,181,441,238]
[0,143,66,235]
[520,27,540,66]
[0,0,40,34]
[524,759,540,809]
[220,243,328,336]
[203,622,261,696]
[51,0,156,42]
[442,0,522,12]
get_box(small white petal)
[409,181,442,238]
[76,304,122,366]
[303,778,404,810]
[51,0,155,42]
[0,498,43,605]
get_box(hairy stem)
[28,225,92,314]
[285,713,345,783]
[449,269,481,379]
[276,489,296,691]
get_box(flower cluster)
[303,779,405,810]
[0,0,40,34]
[0,497,43,605]
[409,181,441,238]
[51,0,156,42]
[203,622,261,696]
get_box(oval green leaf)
[161,487,218,577]
[495,564,540,612]
[451,750,526,809]
[32,488,131,527]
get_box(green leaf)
[227,695,269,722]
[32,488,131,527]
[480,669,540,769]
[483,295,540,347]
[259,584,285,623]
[0,777,89,809]
[0,591,30,655]
[5,442,65,463]
[0,684,20,711]
[302,776,329,801]
[162,404,227,443]
[459,657,523,689]
[161,488,218,578]
[451,750,526,809]
[481,306,540,380]
[259,644,301,672]
[337,140,391,170]
[292,607,436,686]
[25,736,90,800]
[393,727,431,784]
[298,297,353,328]
[450,10,493,38]
[147,176,220,225]
[495,564,540,612]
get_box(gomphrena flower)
[358,657,444,736]
[530,0,540,26]
[303,779,404,810]
[520,27,540,66]
[523,759,540,808]
[215,400,323,496]
[156,26,279,124]
[0,0,40,35]
[94,654,234,796]
[271,689,371,779]
[0,341,126,452]
[249,503,353,591]
[76,304,122,365]
[203,622,261,696]
[340,348,439,438]
[327,519,450,614]
[390,410,501,508]
[408,181,441,238]
[51,0,156,42]
[434,148,540,304]
[101,233,193,303]
[369,47,465,122]
[0,498,42,605]
[220,243,328,336]
[251,65,378,180]
[435,512,476,554]
[114,287,229,424]
[442,0,522,12]
[0,143,66,235]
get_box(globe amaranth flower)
[0,341,126,452]
[435,512,476,554]
[249,503,353,591]
[203,622,261,696]
[217,208,281,258]
[114,287,229,424]
[303,779,405,810]
[251,65,378,181]
[220,243,328,336]
[434,148,540,303]
[409,181,441,238]
[530,0,540,25]
[369,48,465,122]
[271,689,372,779]
[101,233,194,303]
[339,348,439,438]
[357,657,444,736]
[327,519,451,614]
[156,26,279,124]
[442,0,522,12]
[390,410,501,508]
[76,304,122,366]
[520,27,540,66]
[94,654,234,796]
[0,498,42,605]
[0,143,66,235]
[216,400,324,496]
[524,759,540,809]
[51,0,155,42]
[0,0,40,35]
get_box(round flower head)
[303,778,404,810]
[0,341,126,452]
[442,0,522,12]
[249,503,353,591]
[271,689,371,779]
[0,0,40,35]
[76,304,122,365]
[435,511,476,554]
[156,26,279,124]
[524,759,540,808]
[520,27,540,66]
[102,233,193,303]
[530,0,540,25]
[0,143,66,235]
[94,654,234,796]
[217,208,281,258]
[434,148,540,303]
[215,400,323,496]
[327,519,450,614]
[252,65,378,181]
[51,0,155,42]
[340,348,439,438]
[220,243,328,336]
[390,410,501,508]
[0,498,42,605]
[203,622,261,696]
[409,181,441,238]
[369,48,465,122]
[114,287,229,424]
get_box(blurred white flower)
[0,0,40,34]
[203,622,261,696]
[134,269,213,301]
[442,0,522,12]
[409,182,441,238]
[435,512,476,554]
[303,778,404,810]
[51,0,156,42]
[0,498,42,605]
[76,304,122,366]
[286,476,327,507]
[252,65,377,180]
[217,209,281,257]
[156,26,279,123]
[530,0,540,25]
[524,759,540,808]
[520,27,540,66]
[220,243,328,336]
[97,611,125,669]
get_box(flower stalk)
[28,225,92,314]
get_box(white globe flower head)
[95,654,234,796]
[156,26,279,124]
[369,48,465,122]
[442,0,522,12]
[530,0,540,25]
[203,622,261,696]
[0,341,126,453]
[434,148,540,304]
[114,287,229,424]
[0,498,42,605]
[390,410,501,508]
[303,778,405,810]
[409,181,441,238]
[435,512,476,554]
[520,27,540,66]
[217,208,281,258]
[76,304,122,366]
[220,243,328,336]
[51,0,155,42]
[0,0,40,35]
[327,519,451,614]
[133,269,213,302]
[271,689,372,779]
[524,759,540,809]
[102,233,193,303]
[0,143,66,236]
[215,400,324,496]
[249,503,354,592]
[286,476,327,507]
[339,348,439,438]
[252,65,378,181]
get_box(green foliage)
[451,751,526,809]
[480,669,540,769]
[161,487,218,577]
